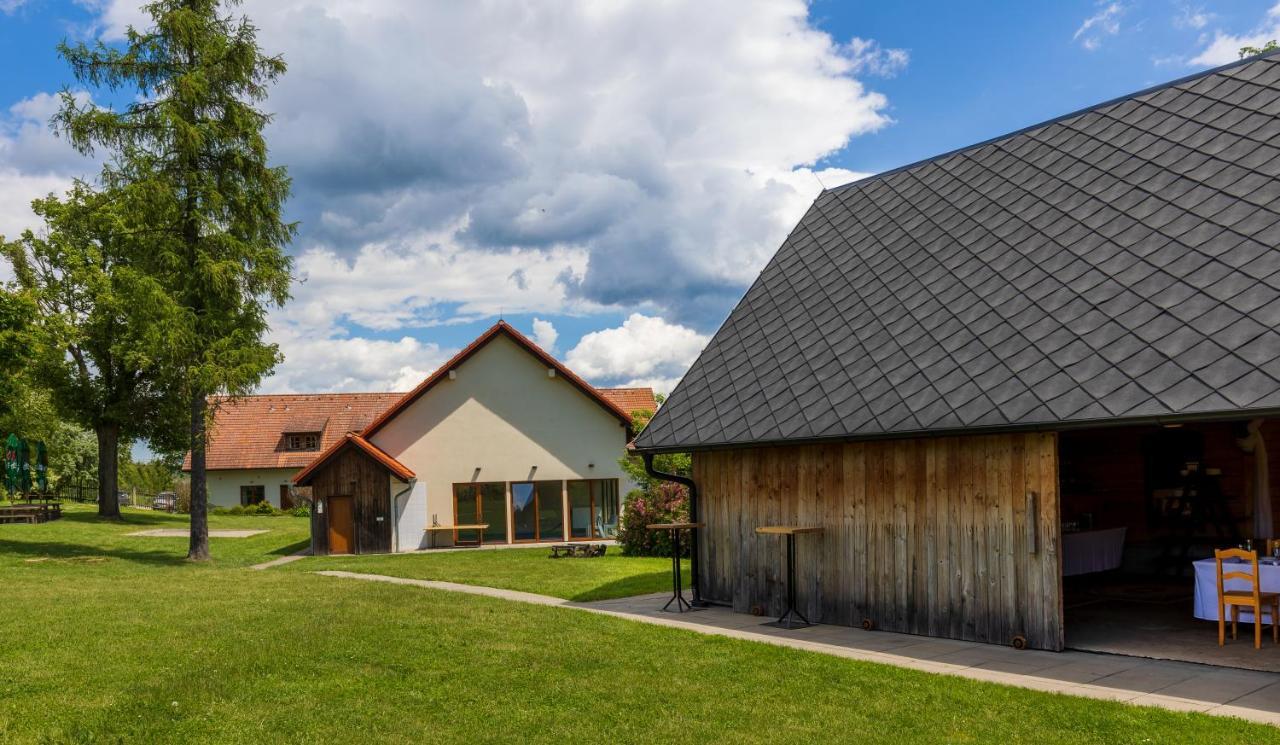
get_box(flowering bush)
[617,480,689,557]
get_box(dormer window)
[286,432,321,451]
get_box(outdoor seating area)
[0,502,62,524]
[548,543,608,558]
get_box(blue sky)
[2,0,1279,411]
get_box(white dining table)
[1061,527,1127,576]
[1192,557,1280,623]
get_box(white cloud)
[845,38,910,78]
[565,313,709,395]
[530,318,558,353]
[1074,3,1125,51]
[0,0,28,14]
[258,327,450,394]
[1173,4,1213,30]
[62,0,900,392]
[0,92,101,283]
[1189,2,1280,66]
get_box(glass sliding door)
[512,482,538,541]
[567,479,621,539]
[537,481,564,541]
[453,483,481,546]
[480,482,507,544]
[453,482,508,545]
[568,480,592,539]
[593,479,620,538]
[512,481,565,542]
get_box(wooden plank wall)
[308,447,392,555]
[693,432,1063,650]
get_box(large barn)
[634,52,1280,657]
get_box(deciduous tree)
[3,184,186,517]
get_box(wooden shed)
[294,433,415,555]
[634,53,1280,653]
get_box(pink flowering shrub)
[617,480,689,557]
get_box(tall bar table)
[646,522,703,612]
[755,526,823,628]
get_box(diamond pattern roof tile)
[635,53,1280,452]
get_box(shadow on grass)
[568,570,685,602]
[0,538,188,566]
[269,538,311,557]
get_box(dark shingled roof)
[635,52,1280,453]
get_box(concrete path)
[128,528,267,538]
[314,570,1280,726]
[250,553,308,571]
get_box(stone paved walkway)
[314,571,1280,726]
[128,528,267,538]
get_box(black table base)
[763,532,811,629]
[661,526,700,613]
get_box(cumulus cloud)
[259,327,450,394]
[1190,2,1280,66]
[0,91,100,280]
[530,318,558,353]
[565,313,709,395]
[89,0,896,329]
[55,0,902,391]
[1074,3,1125,51]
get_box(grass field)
[0,505,1275,743]
[296,545,687,601]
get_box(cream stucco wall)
[371,333,635,551]
[206,468,300,508]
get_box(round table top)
[646,522,705,530]
[755,525,824,535]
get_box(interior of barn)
[1059,419,1280,671]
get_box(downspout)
[643,452,703,606]
[391,480,413,553]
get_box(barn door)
[328,496,356,554]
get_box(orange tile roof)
[597,387,657,416]
[182,392,403,472]
[293,433,414,485]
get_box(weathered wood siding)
[308,447,393,555]
[694,432,1062,650]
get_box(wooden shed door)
[328,496,355,554]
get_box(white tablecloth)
[1062,527,1127,576]
[1192,558,1279,623]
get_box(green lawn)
[0,506,1275,743]
[295,545,687,601]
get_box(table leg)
[662,528,693,613]
[770,533,811,629]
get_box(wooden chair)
[1215,548,1280,649]
[1266,539,1280,558]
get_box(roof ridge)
[828,49,1280,195]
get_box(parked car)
[117,491,130,507]
[153,492,177,513]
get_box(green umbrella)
[34,441,48,492]
[17,436,31,493]
[4,433,19,498]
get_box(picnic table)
[646,522,703,613]
[0,502,61,524]
[548,543,608,558]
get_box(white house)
[291,322,655,554]
[183,391,404,508]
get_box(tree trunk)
[96,422,121,519]
[187,391,210,561]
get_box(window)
[453,482,508,545]
[567,479,620,539]
[511,481,564,542]
[285,432,320,451]
[239,485,265,506]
